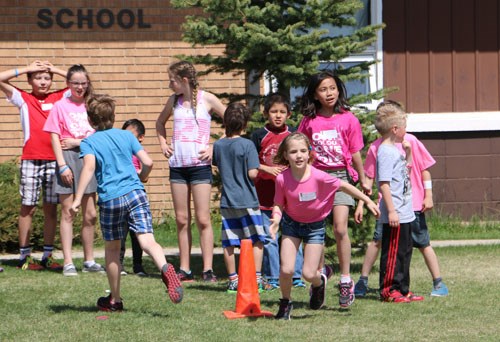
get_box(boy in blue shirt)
[70,94,183,311]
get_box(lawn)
[0,244,498,341]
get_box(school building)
[1,1,499,220]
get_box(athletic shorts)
[55,148,97,195]
[99,189,153,241]
[169,165,212,185]
[325,169,355,206]
[19,160,58,205]
[220,207,266,248]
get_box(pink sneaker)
[161,264,183,304]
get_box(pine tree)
[171,0,385,105]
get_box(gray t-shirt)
[213,137,260,209]
[376,144,415,224]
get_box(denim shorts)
[169,165,212,184]
[281,212,325,244]
[373,212,429,248]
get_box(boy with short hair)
[374,101,423,303]
[70,94,182,311]
[0,60,67,270]
[250,93,305,290]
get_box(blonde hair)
[169,60,199,123]
[273,132,315,166]
[374,100,407,135]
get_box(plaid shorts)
[19,160,58,206]
[99,189,153,241]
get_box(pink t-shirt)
[298,110,364,181]
[43,97,95,139]
[274,166,341,223]
[364,133,436,211]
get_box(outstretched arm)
[339,180,380,218]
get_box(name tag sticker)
[299,191,317,202]
[41,103,53,111]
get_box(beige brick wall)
[0,1,246,220]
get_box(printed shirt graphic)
[8,87,67,160]
[169,91,212,168]
[43,97,95,139]
[298,111,363,180]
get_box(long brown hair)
[169,60,199,124]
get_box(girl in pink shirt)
[43,64,103,276]
[270,133,379,319]
[298,70,371,307]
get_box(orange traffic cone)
[223,239,273,319]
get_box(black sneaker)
[309,273,327,310]
[97,295,123,312]
[133,264,148,277]
[275,298,293,320]
[202,269,217,282]
[177,269,195,282]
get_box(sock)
[340,274,351,283]
[19,246,31,260]
[359,275,369,285]
[83,260,96,268]
[42,245,54,259]
[229,273,238,282]
[433,277,443,288]
[256,271,262,284]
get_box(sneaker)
[431,282,449,297]
[17,256,44,271]
[323,264,334,280]
[133,264,148,277]
[82,263,105,273]
[354,279,368,297]
[406,291,424,302]
[309,273,327,310]
[227,279,238,294]
[40,255,63,271]
[338,280,355,308]
[97,294,123,312]
[292,278,306,288]
[120,267,128,276]
[266,279,280,291]
[161,264,183,304]
[275,298,293,320]
[177,269,195,283]
[383,290,411,303]
[63,263,78,277]
[201,269,217,283]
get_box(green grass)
[0,245,498,341]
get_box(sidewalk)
[1,239,499,261]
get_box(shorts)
[325,169,355,206]
[372,211,430,248]
[19,160,58,206]
[55,148,97,195]
[220,207,266,248]
[99,189,153,241]
[281,212,325,245]
[169,165,212,185]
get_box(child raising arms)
[270,133,379,319]
[298,70,370,307]
[156,60,225,282]
[212,103,267,293]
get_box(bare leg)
[59,194,75,265]
[223,246,236,275]
[279,236,300,300]
[42,202,58,245]
[253,241,263,273]
[419,246,441,280]
[136,233,168,270]
[80,193,97,262]
[171,183,192,272]
[18,205,36,248]
[192,183,214,272]
[360,240,382,277]
[104,240,122,302]
[333,205,351,277]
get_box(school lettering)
[37,8,152,29]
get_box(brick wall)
[0,1,245,220]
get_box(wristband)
[14,69,19,77]
[424,180,432,189]
[59,165,69,174]
[271,208,282,220]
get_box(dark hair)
[67,64,94,99]
[273,132,315,166]
[301,70,349,118]
[223,102,252,137]
[122,119,145,136]
[263,92,291,115]
[86,94,115,130]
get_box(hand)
[69,200,81,217]
[198,145,212,162]
[60,168,74,186]
[28,60,49,73]
[422,196,434,212]
[402,140,412,155]
[366,202,381,219]
[162,146,174,159]
[360,179,372,195]
[269,217,280,240]
[264,165,287,177]
[388,211,399,228]
[60,138,80,150]
[354,204,364,224]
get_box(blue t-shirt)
[213,137,260,209]
[80,128,144,203]
[376,144,415,224]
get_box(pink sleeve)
[364,138,382,179]
[412,138,436,171]
[347,113,364,154]
[273,174,286,207]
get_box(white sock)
[340,274,351,283]
[84,260,96,268]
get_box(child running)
[0,60,67,270]
[119,119,147,276]
[156,60,225,282]
[70,94,182,312]
[212,102,267,293]
[298,70,370,307]
[43,64,103,276]
[250,93,305,290]
[270,132,380,320]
